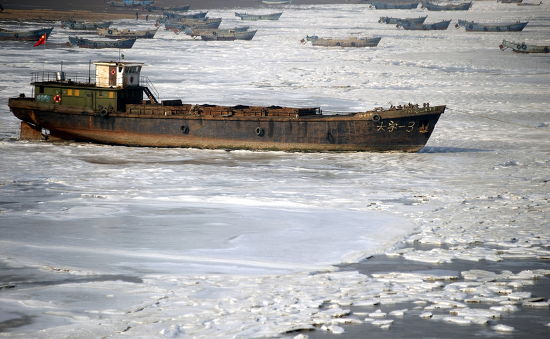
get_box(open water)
[0,2,549,338]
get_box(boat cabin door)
[108,66,117,87]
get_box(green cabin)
[33,61,146,113]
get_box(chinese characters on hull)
[376,121,431,134]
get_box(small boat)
[305,35,382,47]
[498,0,522,3]
[379,16,427,25]
[369,2,420,9]
[398,20,452,30]
[457,20,528,32]
[199,29,257,41]
[68,36,136,49]
[161,5,191,11]
[516,1,542,5]
[0,27,53,41]
[165,19,222,31]
[8,61,445,152]
[422,1,472,10]
[500,39,550,53]
[97,27,158,39]
[61,20,112,30]
[163,11,208,20]
[185,26,250,37]
[262,0,291,4]
[235,12,283,20]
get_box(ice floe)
[492,324,515,332]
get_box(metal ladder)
[142,76,160,104]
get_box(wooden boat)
[369,2,420,9]
[235,12,283,20]
[165,18,222,30]
[199,29,257,41]
[97,27,157,39]
[398,20,451,30]
[457,20,528,32]
[61,20,112,30]
[500,39,550,53]
[68,36,136,49]
[498,0,522,3]
[163,11,208,20]
[379,16,427,25]
[8,61,445,152]
[185,26,250,37]
[305,36,382,47]
[0,27,53,41]
[422,1,472,10]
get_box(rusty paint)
[8,62,445,152]
[9,98,444,152]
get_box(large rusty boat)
[8,61,445,152]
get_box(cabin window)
[108,91,115,99]
[65,89,80,96]
[39,86,44,94]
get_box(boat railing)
[31,71,95,86]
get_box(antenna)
[88,60,91,83]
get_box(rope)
[447,107,549,131]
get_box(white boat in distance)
[262,0,291,4]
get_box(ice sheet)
[0,2,549,337]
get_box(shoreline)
[0,9,134,23]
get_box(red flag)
[34,34,47,47]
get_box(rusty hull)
[9,98,444,152]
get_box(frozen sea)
[0,2,549,338]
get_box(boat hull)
[0,27,53,41]
[371,2,420,9]
[9,99,444,152]
[200,30,257,41]
[400,20,451,30]
[458,20,528,32]
[98,28,157,39]
[379,16,427,25]
[235,12,283,20]
[165,20,221,30]
[309,37,381,47]
[68,36,136,48]
[62,21,112,30]
[423,1,472,10]
[501,40,550,53]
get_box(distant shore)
[0,0,363,22]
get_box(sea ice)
[0,2,549,338]
[368,309,387,318]
[492,324,515,332]
[388,309,407,317]
[419,312,433,319]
